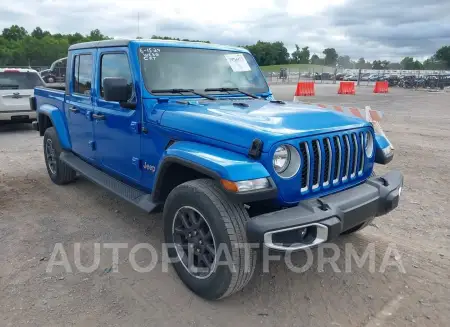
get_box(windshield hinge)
[248,139,263,159]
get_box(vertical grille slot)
[323,138,332,185]
[297,129,368,194]
[350,133,358,178]
[358,132,364,174]
[332,136,341,183]
[299,142,310,191]
[312,140,321,188]
[342,135,350,181]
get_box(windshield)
[139,47,269,95]
[0,72,44,90]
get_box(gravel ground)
[0,85,449,327]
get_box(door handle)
[68,106,79,113]
[92,113,106,120]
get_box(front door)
[66,51,96,161]
[93,48,141,182]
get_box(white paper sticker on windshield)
[224,53,251,72]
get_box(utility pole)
[137,12,141,39]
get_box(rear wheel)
[43,127,76,185]
[163,179,256,300]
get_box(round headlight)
[365,132,374,157]
[273,144,301,179]
[273,145,290,173]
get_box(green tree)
[388,62,402,69]
[31,27,50,39]
[434,45,450,68]
[372,60,390,69]
[423,56,445,70]
[322,48,338,66]
[151,35,210,43]
[0,25,110,67]
[356,58,365,69]
[337,55,351,68]
[400,57,414,69]
[310,54,324,65]
[2,25,28,41]
[244,41,289,66]
[291,45,310,64]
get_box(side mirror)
[103,77,131,104]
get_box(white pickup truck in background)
[0,68,44,123]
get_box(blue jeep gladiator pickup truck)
[30,39,403,300]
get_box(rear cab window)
[72,54,93,96]
[0,71,44,90]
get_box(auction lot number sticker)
[224,53,251,72]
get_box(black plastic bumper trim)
[246,170,403,245]
[375,147,394,164]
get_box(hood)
[159,99,370,152]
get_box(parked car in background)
[343,74,358,81]
[368,74,382,81]
[314,72,333,80]
[0,68,44,123]
[335,73,346,80]
[360,73,371,81]
[40,57,67,83]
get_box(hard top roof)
[68,39,249,53]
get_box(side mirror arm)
[120,101,137,110]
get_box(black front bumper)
[247,170,403,247]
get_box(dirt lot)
[1,86,449,327]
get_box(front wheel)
[163,179,256,300]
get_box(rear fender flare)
[38,104,71,150]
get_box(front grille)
[299,131,367,193]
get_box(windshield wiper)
[151,88,216,101]
[204,87,259,99]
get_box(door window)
[100,53,133,100]
[73,54,93,96]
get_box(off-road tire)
[43,127,76,185]
[163,179,256,300]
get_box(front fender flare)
[152,141,275,202]
[38,104,71,150]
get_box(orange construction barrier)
[293,81,315,101]
[338,81,355,95]
[373,81,389,93]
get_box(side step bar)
[59,152,158,213]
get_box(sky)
[2,0,450,61]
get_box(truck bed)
[34,86,67,136]
[43,83,66,91]
[34,86,66,109]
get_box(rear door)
[0,70,44,119]
[65,50,96,161]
